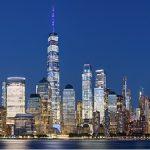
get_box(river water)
[0,139,150,149]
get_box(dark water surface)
[0,139,150,149]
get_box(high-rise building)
[27,94,41,134]
[108,91,117,134]
[47,6,61,127]
[122,76,131,111]
[76,101,82,127]
[6,77,26,135]
[6,77,25,125]
[95,69,106,88]
[36,78,52,135]
[94,69,106,124]
[1,82,7,108]
[82,64,93,123]
[27,94,41,114]
[116,95,126,134]
[139,89,150,134]
[62,84,76,134]
[0,106,6,136]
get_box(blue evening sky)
[0,0,150,108]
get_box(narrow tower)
[82,64,93,123]
[47,6,61,131]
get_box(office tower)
[76,101,82,126]
[136,108,140,120]
[14,114,34,136]
[27,94,41,134]
[36,78,52,134]
[1,82,7,107]
[47,6,61,126]
[122,76,131,111]
[27,94,41,114]
[92,111,100,137]
[6,77,25,135]
[108,91,117,135]
[94,69,106,124]
[95,69,106,88]
[116,95,126,134]
[139,89,150,134]
[82,64,93,123]
[0,106,6,136]
[62,84,76,134]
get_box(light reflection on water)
[0,139,150,149]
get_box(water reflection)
[0,139,150,149]
[0,139,29,149]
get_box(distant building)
[136,108,140,121]
[0,106,6,136]
[62,84,76,134]
[76,101,82,127]
[139,91,150,134]
[94,69,106,124]
[36,78,52,135]
[14,114,34,136]
[6,77,26,135]
[92,111,100,137]
[122,76,132,111]
[82,64,93,123]
[1,82,7,108]
[27,94,41,114]
[117,95,126,134]
[27,94,41,134]
[108,91,117,134]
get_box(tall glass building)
[1,82,7,108]
[62,84,76,134]
[36,78,52,134]
[94,69,106,124]
[6,77,25,126]
[47,7,61,126]
[82,64,93,122]
[108,91,117,134]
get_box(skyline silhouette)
[0,0,150,108]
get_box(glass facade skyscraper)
[1,82,7,108]
[82,64,93,122]
[94,69,106,124]
[6,77,25,125]
[47,7,60,126]
[62,84,76,134]
[108,91,117,134]
[36,78,52,134]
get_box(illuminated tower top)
[51,5,55,33]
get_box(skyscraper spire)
[51,5,55,33]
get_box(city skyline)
[0,0,150,108]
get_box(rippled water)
[0,139,150,149]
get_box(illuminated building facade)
[27,94,41,114]
[92,111,100,136]
[76,101,82,126]
[27,94,41,134]
[0,106,6,136]
[122,76,132,111]
[6,77,25,125]
[36,78,52,135]
[62,84,76,134]
[14,114,34,136]
[117,95,126,134]
[108,91,117,134]
[1,82,7,108]
[82,64,93,122]
[94,69,106,124]
[47,7,61,127]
